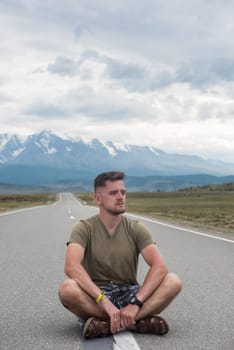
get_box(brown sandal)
[83,318,111,339]
[135,315,169,335]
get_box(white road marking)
[67,208,75,219]
[113,332,140,350]
[127,213,234,243]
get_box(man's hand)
[109,309,121,334]
[120,304,139,329]
[101,296,121,334]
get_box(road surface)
[0,193,233,349]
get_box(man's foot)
[135,315,169,335]
[83,318,111,339]
[83,315,168,339]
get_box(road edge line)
[127,213,234,244]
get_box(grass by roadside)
[77,191,234,240]
[0,193,57,213]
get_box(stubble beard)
[105,201,126,216]
[106,208,126,216]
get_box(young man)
[59,171,182,339]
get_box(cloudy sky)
[1,0,234,163]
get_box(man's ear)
[93,192,100,204]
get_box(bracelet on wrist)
[95,291,105,303]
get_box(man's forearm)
[136,265,168,302]
[66,264,102,300]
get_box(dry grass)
[0,193,57,213]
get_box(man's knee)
[58,278,80,303]
[164,272,182,295]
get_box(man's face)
[94,180,126,215]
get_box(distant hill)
[1,174,234,193]
[126,175,234,192]
[180,181,234,192]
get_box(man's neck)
[98,212,122,235]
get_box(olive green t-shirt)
[67,215,155,285]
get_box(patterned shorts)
[98,281,140,309]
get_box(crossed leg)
[58,272,182,321]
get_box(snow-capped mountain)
[0,130,234,188]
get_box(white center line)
[113,331,140,350]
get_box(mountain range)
[0,130,234,192]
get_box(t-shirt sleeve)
[134,221,156,252]
[67,220,89,248]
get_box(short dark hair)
[94,171,125,191]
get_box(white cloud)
[0,0,234,164]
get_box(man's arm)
[65,243,101,299]
[120,244,168,328]
[65,243,121,333]
[136,244,168,303]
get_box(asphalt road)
[0,193,233,350]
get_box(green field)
[77,190,234,239]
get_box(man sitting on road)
[59,171,182,339]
